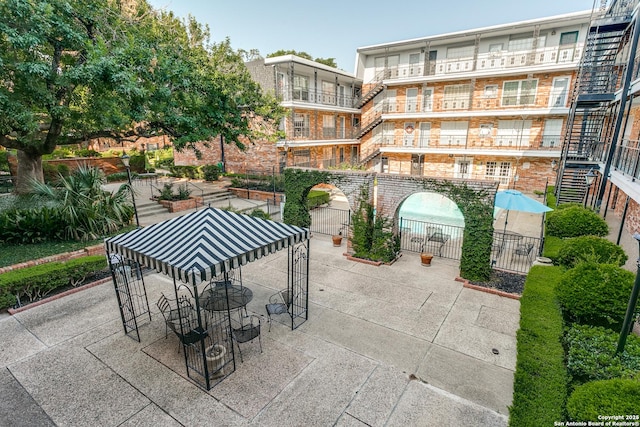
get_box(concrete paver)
[0,188,520,426]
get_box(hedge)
[0,255,108,309]
[307,190,330,209]
[546,206,608,238]
[509,266,568,426]
[556,236,627,268]
[567,379,640,422]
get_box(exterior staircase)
[555,4,633,205]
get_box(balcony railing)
[286,126,358,141]
[612,139,640,179]
[379,43,584,80]
[278,88,359,108]
[363,134,563,151]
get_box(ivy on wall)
[420,179,495,281]
[283,168,331,227]
[350,186,399,263]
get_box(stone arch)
[284,169,498,281]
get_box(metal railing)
[491,232,543,274]
[362,135,563,151]
[612,139,640,179]
[278,88,358,108]
[398,218,464,260]
[309,207,350,236]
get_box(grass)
[0,225,137,268]
[509,265,568,426]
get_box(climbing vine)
[283,168,332,227]
[419,178,495,281]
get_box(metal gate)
[289,241,309,330]
[399,218,464,260]
[108,255,151,342]
[310,206,350,236]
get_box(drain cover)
[492,348,500,355]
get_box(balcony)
[363,134,562,152]
[379,43,584,81]
[286,126,359,141]
[612,139,640,179]
[278,88,359,108]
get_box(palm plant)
[30,165,134,241]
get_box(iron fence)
[491,231,543,274]
[398,218,464,260]
[309,207,350,236]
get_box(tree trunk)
[15,150,44,194]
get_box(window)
[322,115,335,138]
[489,43,504,52]
[508,33,546,51]
[293,149,311,167]
[293,113,309,138]
[560,31,578,45]
[443,84,470,110]
[293,75,309,101]
[502,79,537,106]
[440,121,468,146]
[411,154,424,176]
[406,88,419,112]
[418,122,431,147]
[409,53,421,75]
[447,45,474,59]
[485,161,512,185]
[549,76,570,107]
[484,85,498,98]
[496,120,531,146]
[542,119,563,147]
[422,87,433,111]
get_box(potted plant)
[332,230,343,247]
[420,242,434,267]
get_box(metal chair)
[157,293,200,351]
[230,315,262,362]
[265,289,291,331]
[428,231,450,256]
[511,242,535,264]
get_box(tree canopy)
[267,50,337,68]
[0,0,283,192]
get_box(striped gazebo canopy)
[105,207,310,285]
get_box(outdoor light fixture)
[583,168,596,208]
[617,232,640,354]
[121,154,140,227]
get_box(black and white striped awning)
[105,207,309,285]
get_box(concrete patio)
[0,232,518,426]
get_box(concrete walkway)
[0,181,520,426]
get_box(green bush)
[567,379,640,422]
[557,262,636,329]
[74,148,101,158]
[170,165,202,179]
[128,154,146,173]
[42,162,58,183]
[306,190,330,209]
[542,236,563,263]
[0,150,9,172]
[0,207,66,244]
[565,325,640,385]
[202,164,221,181]
[0,255,108,309]
[557,236,628,268]
[546,206,608,238]
[106,172,130,182]
[248,208,271,220]
[509,266,568,427]
[56,163,70,177]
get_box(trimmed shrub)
[248,208,271,220]
[0,255,108,309]
[307,190,330,209]
[542,236,563,263]
[170,165,202,179]
[557,236,628,268]
[0,207,66,244]
[546,206,608,238]
[202,164,221,181]
[74,148,101,158]
[567,379,640,422]
[565,325,640,385]
[509,266,568,426]
[557,262,635,329]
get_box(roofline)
[357,10,593,53]
[264,55,359,80]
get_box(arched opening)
[307,183,351,237]
[397,192,465,259]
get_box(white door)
[542,119,563,147]
[440,121,469,146]
[454,157,473,179]
[422,87,433,111]
[418,122,431,147]
[549,77,570,107]
[406,88,418,112]
[385,89,397,112]
[339,116,346,138]
[403,122,415,147]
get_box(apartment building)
[557,0,640,235]
[353,11,592,191]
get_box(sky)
[146,0,595,73]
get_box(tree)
[0,0,283,193]
[314,57,337,68]
[266,50,338,68]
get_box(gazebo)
[104,207,310,390]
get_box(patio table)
[199,285,253,312]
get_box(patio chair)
[428,231,450,256]
[265,289,291,331]
[511,242,535,264]
[230,315,262,362]
[157,293,200,350]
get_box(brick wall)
[7,155,130,177]
[0,245,105,274]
